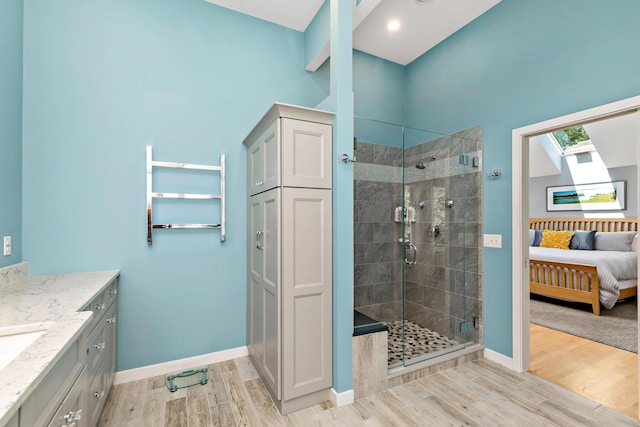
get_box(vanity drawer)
[83,278,118,335]
[46,367,86,427]
[86,303,116,380]
[87,358,110,427]
[21,335,85,427]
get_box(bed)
[529,217,638,315]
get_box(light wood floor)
[530,323,639,419]
[99,356,639,426]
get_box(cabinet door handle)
[94,303,105,311]
[107,316,117,324]
[255,231,264,250]
[109,288,118,296]
[94,342,106,350]
[94,391,105,399]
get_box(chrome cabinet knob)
[106,316,117,324]
[109,288,118,295]
[94,342,106,350]
[94,302,105,311]
[94,391,105,399]
[62,409,82,427]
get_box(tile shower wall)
[353,126,483,346]
[353,143,403,323]
[404,126,483,345]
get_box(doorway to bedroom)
[512,97,640,419]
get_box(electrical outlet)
[3,236,11,256]
[483,234,502,248]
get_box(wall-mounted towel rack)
[146,146,226,244]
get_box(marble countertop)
[0,267,120,426]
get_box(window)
[551,125,594,154]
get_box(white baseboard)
[483,348,514,370]
[114,346,249,385]
[330,388,354,407]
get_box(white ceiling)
[203,0,502,66]
[202,0,325,32]
[354,0,501,65]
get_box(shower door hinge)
[458,154,469,165]
[460,317,480,334]
[473,316,480,329]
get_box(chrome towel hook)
[487,168,502,177]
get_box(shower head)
[415,160,426,170]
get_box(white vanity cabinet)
[0,270,122,427]
[82,278,118,427]
[244,103,334,415]
[13,276,118,427]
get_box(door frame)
[511,95,640,379]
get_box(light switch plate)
[3,236,11,256]
[483,234,502,248]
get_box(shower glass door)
[353,116,482,368]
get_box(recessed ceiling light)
[388,20,400,31]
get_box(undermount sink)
[0,324,49,371]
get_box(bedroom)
[526,111,639,417]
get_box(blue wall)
[353,50,406,148]
[0,0,23,268]
[22,0,329,370]
[405,0,640,356]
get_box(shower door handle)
[404,243,417,266]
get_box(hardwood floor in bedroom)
[530,323,638,418]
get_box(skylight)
[551,125,594,154]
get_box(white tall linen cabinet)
[243,103,334,414]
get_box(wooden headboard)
[529,217,637,232]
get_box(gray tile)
[405,281,424,306]
[374,144,402,166]
[373,222,400,243]
[354,284,375,308]
[354,222,374,244]
[374,282,397,304]
[354,141,374,164]
[355,262,393,286]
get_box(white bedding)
[529,246,638,309]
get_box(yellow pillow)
[539,230,574,250]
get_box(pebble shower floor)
[386,320,459,366]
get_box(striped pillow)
[594,232,637,251]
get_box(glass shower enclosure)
[353,116,483,368]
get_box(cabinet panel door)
[262,121,280,192]
[247,194,264,361]
[260,188,281,399]
[281,119,331,189]
[247,138,263,196]
[282,188,332,400]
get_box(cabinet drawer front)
[103,278,118,312]
[87,302,116,379]
[88,359,110,427]
[47,368,86,427]
[21,336,85,427]
[83,278,118,335]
